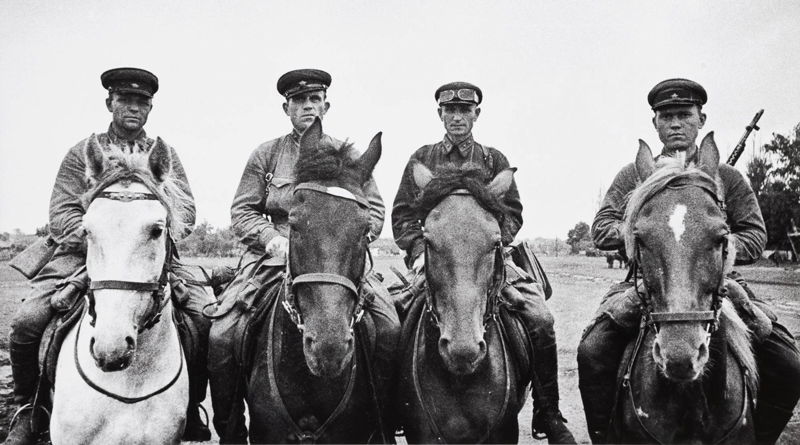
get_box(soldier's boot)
[531,343,576,444]
[183,324,212,442]
[5,341,43,445]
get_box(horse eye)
[149,225,164,239]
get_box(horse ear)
[487,167,517,198]
[635,139,655,182]
[358,131,382,182]
[148,137,172,182]
[84,134,107,180]
[299,117,323,158]
[698,132,720,178]
[412,162,433,190]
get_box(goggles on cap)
[438,88,478,104]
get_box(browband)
[96,191,159,202]
[294,183,370,208]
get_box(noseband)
[86,190,172,333]
[281,183,371,332]
[630,178,729,334]
[422,189,506,329]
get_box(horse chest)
[399,318,521,443]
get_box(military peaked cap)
[277,69,331,99]
[101,67,159,98]
[435,81,482,106]
[648,78,707,110]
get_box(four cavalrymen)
[6,68,213,444]
[577,78,800,444]
[6,71,800,444]
[391,82,576,444]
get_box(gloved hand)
[265,236,289,260]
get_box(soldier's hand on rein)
[412,253,425,273]
[265,235,289,260]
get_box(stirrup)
[196,403,210,428]
[9,403,50,433]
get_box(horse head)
[287,118,381,378]
[624,133,732,382]
[81,134,190,372]
[413,162,515,375]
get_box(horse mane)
[82,149,193,238]
[717,299,759,394]
[295,138,363,190]
[415,163,512,220]
[622,157,724,261]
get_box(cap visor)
[113,87,153,98]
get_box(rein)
[281,182,371,333]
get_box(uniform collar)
[107,124,148,152]
[442,133,475,157]
[659,144,698,166]
[290,128,302,144]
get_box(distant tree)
[35,224,50,237]
[746,125,800,250]
[567,222,591,254]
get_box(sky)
[1,1,799,240]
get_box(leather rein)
[622,177,749,444]
[281,182,371,333]
[76,188,183,404]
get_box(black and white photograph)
[0,1,798,444]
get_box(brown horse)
[245,119,390,443]
[395,163,531,443]
[608,133,757,443]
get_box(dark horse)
[395,163,531,443]
[607,133,757,443]
[245,119,389,443]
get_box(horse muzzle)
[439,336,487,376]
[303,332,354,378]
[90,334,137,372]
[652,325,710,382]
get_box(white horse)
[49,136,189,444]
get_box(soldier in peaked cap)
[207,69,399,442]
[5,67,214,444]
[391,81,576,444]
[578,78,800,443]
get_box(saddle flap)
[498,306,532,380]
[40,297,85,385]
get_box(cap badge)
[671,93,679,98]
[299,80,307,86]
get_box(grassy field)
[0,255,797,443]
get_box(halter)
[281,182,371,333]
[422,189,506,329]
[86,190,173,333]
[629,177,729,334]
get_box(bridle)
[86,189,173,333]
[629,178,729,335]
[621,176,749,444]
[281,182,371,333]
[422,189,506,329]
[76,186,183,404]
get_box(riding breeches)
[577,278,800,444]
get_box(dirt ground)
[0,255,797,444]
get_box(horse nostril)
[477,339,487,355]
[303,335,315,351]
[438,337,450,352]
[698,342,709,362]
[125,336,135,351]
[90,337,96,355]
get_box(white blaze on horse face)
[668,204,688,244]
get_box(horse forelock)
[295,139,364,191]
[719,299,758,393]
[82,152,192,238]
[622,157,723,261]
[415,163,511,223]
